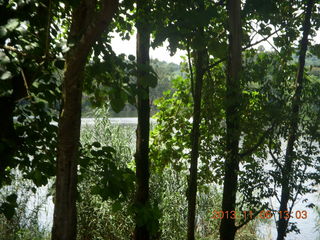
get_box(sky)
[111,29,320,65]
[110,34,186,64]
[110,33,275,64]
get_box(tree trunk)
[52,1,118,239]
[134,0,151,239]
[219,0,242,239]
[0,96,16,182]
[52,50,85,240]
[187,47,206,240]
[277,1,314,239]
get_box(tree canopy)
[0,0,320,240]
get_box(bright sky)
[111,29,320,65]
[111,34,186,64]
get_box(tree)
[186,6,208,240]
[219,0,242,239]
[0,0,60,218]
[134,0,152,239]
[150,1,281,239]
[0,0,52,185]
[276,0,315,239]
[52,1,119,239]
[151,1,225,238]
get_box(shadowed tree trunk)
[187,39,207,240]
[277,1,314,239]
[0,96,16,181]
[51,1,118,240]
[134,0,151,239]
[219,0,242,239]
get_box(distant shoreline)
[81,117,156,125]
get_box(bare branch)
[0,45,26,56]
[269,197,278,225]
[21,68,30,97]
[245,27,283,50]
[266,38,280,54]
[274,180,281,203]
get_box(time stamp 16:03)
[210,210,308,220]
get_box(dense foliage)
[1,0,320,240]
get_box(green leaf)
[0,52,10,64]
[111,98,126,113]
[208,39,227,59]
[6,18,19,31]
[92,142,101,148]
[102,146,116,153]
[1,71,12,80]
[310,44,320,58]
[90,149,100,157]
[128,55,135,61]
[91,185,101,195]
[112,201,122,212]
[148,72,158,88]
[0,26,7,37]
[1,203,15,219]
[110,88,127,113]
[6,194,17,203]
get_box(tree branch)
[187,39,194,99]
[239,123,275,158]
[268,138,283,171]
[20,68,30,97]
[206,27,283,72]
[0,45,26,56]
[205,58,224,72]
[245,27,283,50]
[82,0,119,50]
[236,206,266,230]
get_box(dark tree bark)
[51,1,118,240]
[0,96,16,181]
[187,44,207,240]
[277,1,314,239]
[219,0,242,239]
[134,0,151,239]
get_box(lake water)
[258,189,320,240]
[37,118,320,239]
[81,117,156,125]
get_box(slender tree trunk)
[219,0,242,239]
[52,1,118,239]
[134,0,151,239]
[0,96,16,181]
[277,1,314,239]
[187,46,206,240]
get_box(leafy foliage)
[77,108,135,239]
